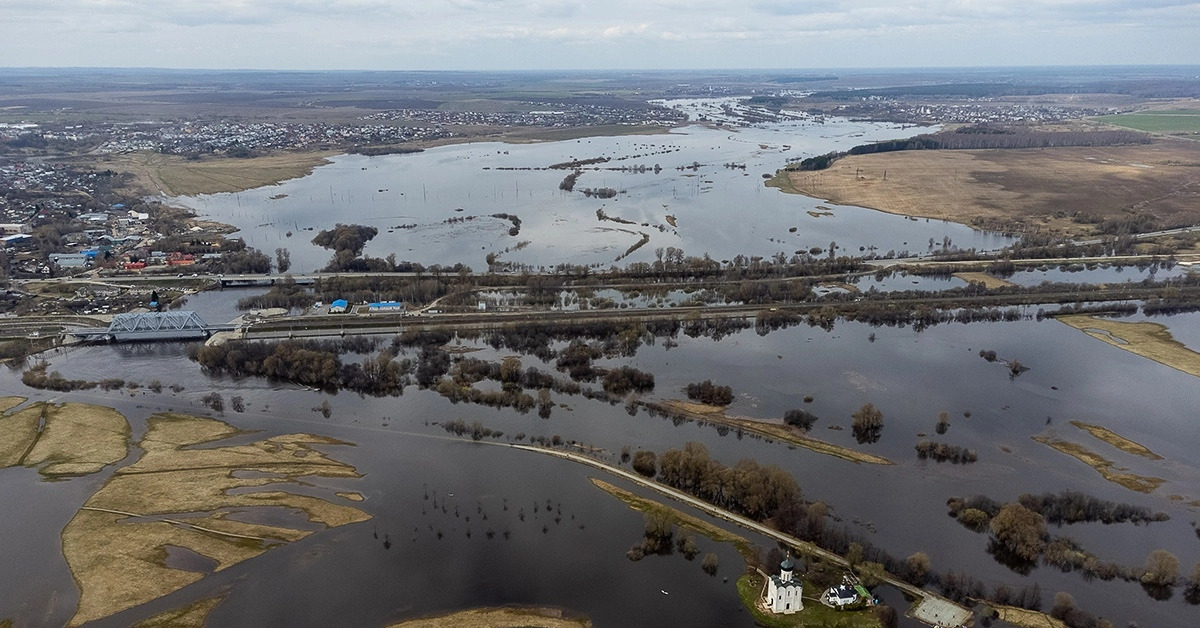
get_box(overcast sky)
[2,0,1198,70]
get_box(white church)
[764,555,804,614]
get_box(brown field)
[387,607,592,628]
[0,396,25,413]
[131,596,224,628]
[0,403,129,476]
[1070,421,1163,460]
[954,272,1016,289]
[94,150,336,197]
[774,141,1200,236]
[646,400,892,465]
[63,413,369,626]
[991,604,1069,628]
[1058,315,1200,379]
[1032,434,1165,493]
[590,478,755,560]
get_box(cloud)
[0,0,1197,68]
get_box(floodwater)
[4,301,1200,627]
[4,105,1197,627]
[176,99,1013,273]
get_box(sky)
[2,0,1199,70]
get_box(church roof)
[780,556,794,571]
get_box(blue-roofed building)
[330,299,349,313]
[367,301,404,312]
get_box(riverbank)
[386,606,592,628]
[643,400,893,466]
[768,141,1200,237]
[95,150,340,197]
[1058,314,1200,379]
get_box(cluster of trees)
[656,442,800,522]
[559,171,581,191]
[213,248,272,274]
[949,491,1169,528]
[914,440,978,464]
[851,403,883,444]
[783,408,818,430]
[601,366,655,396]
[312,224,379,256]
[685,380,734,406]
[440,419,503,441]
[21,364,97,391]
[189,337,407,396]
[580,187,618,198]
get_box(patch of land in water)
[989,604,1069,628]
[94,150,338,196]
[62,412,369,627]
[769,141,1200,236]
[1032,434,1165,493]
[0,396,26,413]
[954,271,1015,289]
[645,400,892,466]
[1058,314,1200,379]
[386,606,593,628]
[0,402,129,476]
[131,596,225,628]
[736,573,882,628]
[1069,420,1163,460]
[590,478,755,561]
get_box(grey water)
[176,99,1014,273]
[6,303,1200,627]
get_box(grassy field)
[954,272,1016,289]
[131,596,224,628]
[1093,110,1200,135]
[1058,315,1200,379]
[590,478,756,562]
[774,141,1200,236]
[387,607,592,628]
[94,150,336,196]
[1070,421,1163,460]
[736,573,882,628]
[1032,434,1165,493]
[990,604,1069,628]
[647,400,893,465]
[62,413,369,626]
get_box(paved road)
[501,443,972,627]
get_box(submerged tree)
[989,503,1047,563]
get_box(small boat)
[660,590,668,595]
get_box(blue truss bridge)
[70,311,235,342]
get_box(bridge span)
[70,311,235,343]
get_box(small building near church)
[764,556,803,614]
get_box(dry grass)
[63,412,369,626]
[131,596,224,628]
[649,400,892,465]
[1032,435,1165,493]
[590,478,755,561]
[776,142,1200,236]
[17,403,130,476]
[95,150,336,196]
[1058,315,1200,379]
[0,396,25,413]
[387,607,593,628]
[990,605,1069,628]
[0,403,43,468]
[954,272,1016,289]
[1069,421,1163,460]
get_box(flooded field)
[3,297,1200,626]
[176,100,1013,273]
